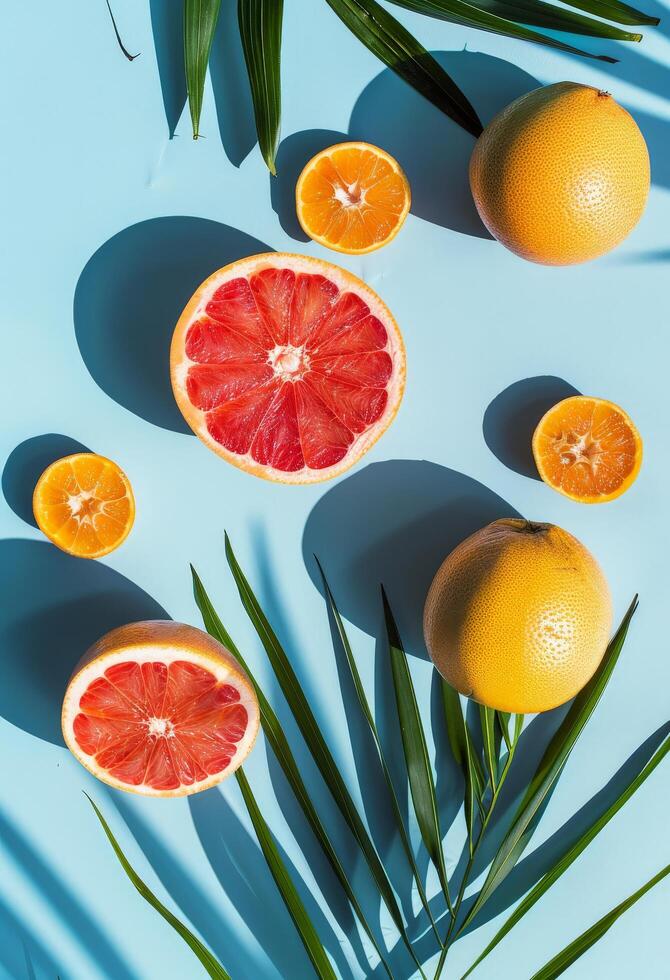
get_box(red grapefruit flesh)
[62,621,260,796]
[170,253,405,483]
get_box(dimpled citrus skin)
[423,519,613,713]
[469,82,650,265]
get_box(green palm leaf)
[382,586,453,913]
[236,769,337,980]
[461,597,638,931]
[394,0,624,64]
[184,0,222,138]
[315,559,443,943]
[191,565,393,977]
[324,0,483,136]
[86,795,230,980]
[479,705,498,790]
[441,680,485,846]
[530,862,670,979]
[461,728,670,977]
[238,0,283,174]
[224,535,426,975]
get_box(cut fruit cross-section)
[33,453,135,559]
[296,142,411,254]
[62,621,260,796]
[532,395,643,503]
[170,252,406,483]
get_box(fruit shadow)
[0,538,168,745]
[2,433,91,526]
[73,217,273,434]
[271,52,540,241]
[0,892,63,980]
[483,376,581,479]
[302,459,522,662]
[188,788,354,979]
[0,807,137,980]
[109,791,270,978]
[149,0,255,161]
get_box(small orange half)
[296,141,411,254]
[532,396,642,503]
[33,453,135,558]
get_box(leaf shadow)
[209,1,257,166]
[0,808,137,980]
[149,0,187,138]
[189,787,353,979]
[0,893,62,980]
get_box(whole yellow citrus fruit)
[469,82,650,265]
[423,519,612,713]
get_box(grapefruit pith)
[62,621,260,797]
[170,253,405,483]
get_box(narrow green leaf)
[479,705,498,790]
[224,536,425,976]
[461,729,670,978]
[184,0,222,138]
[461,597,638,930]
[441,680,467,768]
[324,0,483,137]
[494,711,507,760]
[388,0,620,61]
[553,0,659,26]
[86,795,230,980]
[382,587,452,912]
[530,862,670,979]
[191,566,392,978]
[316,559,443,944]
[236,769,337,980]
[463,719,486,852]
[238,0,283,174]
[105,0,140,60]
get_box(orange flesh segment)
[297,144,410,253]
[185,269,392,473]
[72,660,248,791]
[534,396,642,501]
[34,454,134,557]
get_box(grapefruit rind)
[295,142,411,255]
[170,252,406,484]
[33,453,135,560]
[61,621,260,797]
[532,395,643,504]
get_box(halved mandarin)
[296,142,411,254]
[33,453,135,558]
[532,395,643,503]
[62,621,260,796]
[170,252,405,484]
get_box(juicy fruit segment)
[62,621,260,796]
[470,82,650,265]
[33,453,134,559]
[424,519,613,713]
[73,660,247,791]
[533,395,642,503]
[296,142,411,253]
[171,254,405,483]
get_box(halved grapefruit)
[62,621,260,797]
[170,253,405,483]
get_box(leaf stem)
[433,727,521,979]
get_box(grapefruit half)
[62,621,260,796]
[170,253,405,483]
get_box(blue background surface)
[2,2,669,977]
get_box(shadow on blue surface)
[303,460,522,660]
[0,892,62,980]
[483,376,581,479]
[110,792,265,978]
[73,217,273,434]
[0,808,137,980]
[0,539,168,744]
[2,434,91,527]
[149,0,256,161]
[190,788,355,979]
[271,52,540,241]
